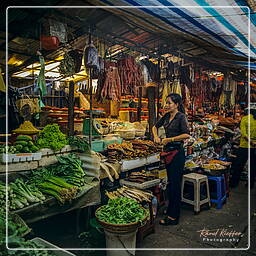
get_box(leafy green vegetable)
[0,211,54,255]
[68,136,90,152]
[96,197,146,225]
[36,124,67,151]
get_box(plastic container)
[1,152,42,163]
[91,140,104,152]
[31,237,75,256]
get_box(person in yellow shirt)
[230,104,256,189]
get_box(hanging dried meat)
[96,61,121,102]
[118,56,143,95]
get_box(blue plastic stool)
[207,175,227,209]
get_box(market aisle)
[136,181,255,254]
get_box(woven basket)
[95,207,147,234]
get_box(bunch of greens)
[29,168,78,204]
[36,124,67,151]
[8,179,46,211]
[0,181,6,210]
[96,197,146,225]
[68,136,90,152]
[0,211,54,256]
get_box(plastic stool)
[208,175,227,209]
[181,173,211,214]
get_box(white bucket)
[105,229,137,256]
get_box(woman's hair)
[166,93,185,114]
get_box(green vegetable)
[36,124,67,151]
[15,144,23,151]
[31,145,39,152]
[14,141,28,146]
[28,141,34,147]
[96,197,147,225]
[16,135,32,141]
[68,136,90,152]
[22,146,30,152]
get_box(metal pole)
[89,68,93,147]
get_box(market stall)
[1,0,255,253]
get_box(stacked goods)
[14,135,39,153]
[36,124,67,151]
[7,179,46,211]
[96,197,146,225]
[0,136,39,154]
[106,186,153,203]
[107,140,161,161]
[12,121,40,134]
[125,170,157,184]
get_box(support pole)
[147,86,156,139]
[68,80,75,136]
[137,87,142,122]
[89,68,93,147]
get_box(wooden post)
[147,86,156,139]
[137,87,142,122]
[68,80,75,136]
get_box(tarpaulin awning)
[89,0,256,69]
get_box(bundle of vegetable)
[14,135,39,153]
[37,176,78,204]
[0,145,17,154]
[96,197,147,225]
[29,167,78,203]
[68,136,90,152]
[0,211,54,256]
[105,186,153,203]
[54,154,86,187]
[0,181,6,210]
[36,124,67,151]
[8,178,46,210]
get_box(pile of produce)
[106,186,153,203]
[96,197,147,225]
[29,168,78,204]
[29,154,87,203]
[107,140,162,161]
[12,121,40,134]
[0,181,6,210]
[0,211,54,255]
[68,136,90,152]
[124,170,157,184]
[14,135,39,153]
[0,145,17,154]
[36,124,67,151]
[0,136,39,154]
[8,178,46,210]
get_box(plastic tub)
[91,140,104,152]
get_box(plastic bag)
[49,19,67,43]
[83,43,99,68]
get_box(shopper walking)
[152,93,190,225]
[230,104,256,189]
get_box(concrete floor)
[136,181,255,255]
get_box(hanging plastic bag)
[83,42,99,68]
[68,50,83,73]
[49,19,67,43]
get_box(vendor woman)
[152,93,190,225]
